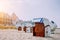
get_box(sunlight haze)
[0,0,60,28]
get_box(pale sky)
[0,0,60,28]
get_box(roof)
[0,12,11,19]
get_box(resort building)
[11,13,20,26]
[0,12,12,26]
[0,12,20,29]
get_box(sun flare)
[0,1,11,12]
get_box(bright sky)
[0,0,60,28]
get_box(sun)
[0,1,11,12]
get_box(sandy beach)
[0,29,60,40]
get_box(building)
[0,12,12,26]
[11,13,20,26]
[0,12,20,29]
